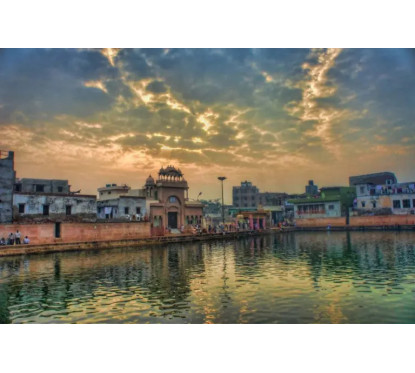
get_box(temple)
[97,165,203,234]
[146,166,203,234]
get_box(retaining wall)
[295,217,346,227]
[295,214,415,227]
[0,222,151,245]
[349,214,415,227]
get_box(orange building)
[145,166,203,234]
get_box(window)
[66,205,72,215]
[403,199,410,208]
[58,186,63,193]
[43,204,49,215]
[393,200,401,209]
[136,207,141,214]
[36,184,45,192]
[100,192,103,195]
[124,207,129,214]
[328,205,334,210]
[372,201,377,208]
[413,199,415,208]
[169,196,178,203]
[108,191,111,194]
[18,203,25,213]
[15,184,22,192]
[360,186,365,194]
[361,201,366,208]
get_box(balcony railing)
[297,210,326,215]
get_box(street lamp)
[218,176,227,224]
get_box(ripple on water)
[1,232,415,323]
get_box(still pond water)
[0,231,415,323]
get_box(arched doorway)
[166,196,181,229]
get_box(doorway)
[168,212,178,228]
[55,222,61,238]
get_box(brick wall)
[0,222,151,245]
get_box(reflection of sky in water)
[0,231,415,324]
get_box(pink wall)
[295,215,415,227]
[349,215,415,226]
[0,222,151,245]
[295,217,346,227]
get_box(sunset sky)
[1,48,414,202]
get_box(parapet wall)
[0,222,152,245]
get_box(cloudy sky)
[1,48,414,202]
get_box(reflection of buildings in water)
[1,232,415,323]
[291,231,415,288]
[188,241,238,323]
[0,243,208,322]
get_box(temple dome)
[158,165,184,179]
[145,174,155,186]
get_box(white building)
[13,192,96,222]
[355,181,415,215]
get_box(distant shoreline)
[1,227,415,258]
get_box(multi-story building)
[290,187,356,219]
[355,180,415,215]
[305,180,318,195]
[13,176,96,223]
[233,181,288,209]
[232,181,259,209]
[0,150,15,223]
[97,184,131,201]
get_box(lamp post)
[218,176,226,224]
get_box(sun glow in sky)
[0,48,414,202]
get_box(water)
[0,231,415,323]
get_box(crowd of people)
[0,230,30,246]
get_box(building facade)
[14,178,71,194]
[96,166,203,232]
[232,181,259,208]
[0,150,15,223]
[355,181,415,215]
[305,180,318,195]
[97,184,131,201]
[97,196,147,220]
[232,181,288,209]
[13,192,97,223]
[148,166,203,231]
[349,172,397,187]
[290,187,355,219]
